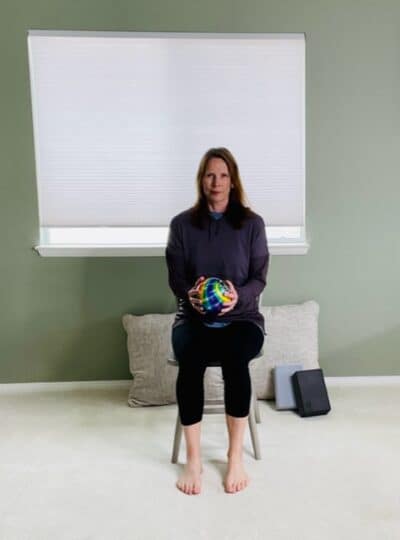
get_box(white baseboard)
[0,379,131,394]
[0,376,400,394]
[325,375,400,385]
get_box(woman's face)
[202,157,232,210]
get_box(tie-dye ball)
[197,277,231,314]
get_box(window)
[28,30,308,256]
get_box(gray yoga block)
[274,364,304,410]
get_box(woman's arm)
[165,217,192,300]
[235,217,270,311]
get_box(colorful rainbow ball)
[197,277,231,314]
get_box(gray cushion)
[122,300,320,407]
[273,363,304,410]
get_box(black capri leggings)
[172,320,264,426]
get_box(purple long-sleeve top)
[165,207,270,337]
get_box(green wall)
[1,0,399,383]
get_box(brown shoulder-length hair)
[189,147,257,230]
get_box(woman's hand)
[217,280,238,316]
[187,276,206,315]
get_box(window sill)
[33,242,310,257]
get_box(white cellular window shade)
[27,30,308,256]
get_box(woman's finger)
[189,294,205,313]
[224,280,236,294]
[195,276,206,287]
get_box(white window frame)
[34,226,309,256]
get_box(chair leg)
[249,368,261,423]
[254,396,261,424]
[171,411,182,463]
[248,374,262,460]
[248,395,262,460]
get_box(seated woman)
[165,147,270,495]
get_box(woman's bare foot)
[176,460,203,495]
[224,455,250,493]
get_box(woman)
[165,147,270,495]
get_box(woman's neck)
[207,200,228,213]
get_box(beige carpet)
[0,378,399,540]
